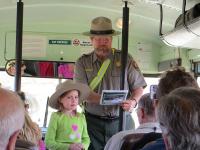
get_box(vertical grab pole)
[119,1,129,131]
[14,0,23,92]
[43,97,49,127]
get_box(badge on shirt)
[115,61,121,67]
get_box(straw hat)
[83,16,121,36]
[49,80,91,109]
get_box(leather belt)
[85,111,119,121]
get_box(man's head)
[83,16,120,60]
[0,88,25,150]
[91,35,113,60]
[157,87,200,150]
[157,68,198,99]
[136,93,155,124]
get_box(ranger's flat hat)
[49,80,91,109]
[83,16,121,36]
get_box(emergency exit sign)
[49,40,71,45]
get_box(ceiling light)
[115,17,131,29]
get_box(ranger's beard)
[95,47,111,61]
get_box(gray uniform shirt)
[74,49,146,117]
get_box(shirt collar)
[137,122,162,133]
[92,51,98,63]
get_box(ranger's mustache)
[95,47,111,51]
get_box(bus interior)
[0,0,200,141]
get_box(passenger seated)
[17,112,43,149]
[104,93,161,150]
[17,91,44,150]
[157,87,200,150]
[0,88,25,150]
[141,68,199,150]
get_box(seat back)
[121,132,162,150]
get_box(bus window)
[197,77,200,87]
[0,70,59,127]
[0,71,15,90]
[20,77,61,127]
[0,70,160,129]
[143,77,159,94]
[132,77,160,128]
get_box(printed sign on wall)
[22,35,47,58]
[72,39,92,47]
[49,40,71,45]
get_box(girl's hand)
[69,143,84,150]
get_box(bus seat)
[120,132,162,150]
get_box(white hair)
[0,88,25,149]
[158,87,200,150]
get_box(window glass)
[0,71,160,129]
[20,77,61,127]
[0,71,15,90]
[197,77,200,86]
[131,77,159,128]
[0,71,60,127]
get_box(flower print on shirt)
[69,124,81,140]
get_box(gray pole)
[119,1,129,131]
[14,0,23,92]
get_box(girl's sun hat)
[48,80,91,109]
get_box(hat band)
[90,30,114,35]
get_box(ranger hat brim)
[83,16,121,36]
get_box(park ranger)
[74,16,146,150]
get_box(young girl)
[45,80,91,150]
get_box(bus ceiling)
[0,0,200,75]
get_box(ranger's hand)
[120,99,137,112]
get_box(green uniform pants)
[85,113,134,150]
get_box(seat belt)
[89,59,111,90]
